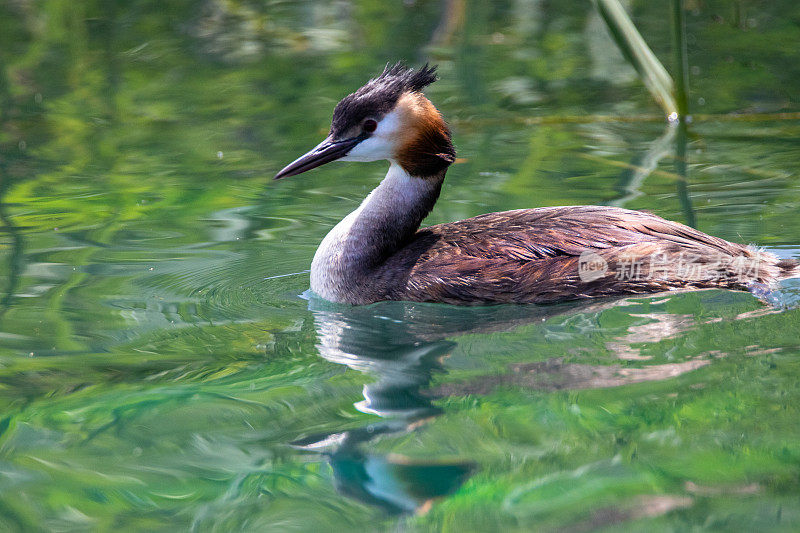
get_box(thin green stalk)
[674,121,695,227]
[595,0,677,117]
[671,0,690,118]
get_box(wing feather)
[375,206,775,304]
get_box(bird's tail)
[746,251,800,307]
[775,257,800,280]
[744,248,799,285]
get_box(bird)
[274,62,797,305]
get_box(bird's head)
[275,62,455,180]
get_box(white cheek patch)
[343,136,391,162]
[340,109,402,163]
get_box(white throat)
[310,162,442,303]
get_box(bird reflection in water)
[291,297,477,515]
[290,293,737,515]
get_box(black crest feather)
[378,62,438,92]
[330,62,439,137]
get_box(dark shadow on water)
[0,56,25,326]
[0,165,23,326]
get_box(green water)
[1,1,800,531]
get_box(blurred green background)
[0,0,799,531]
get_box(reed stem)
[671,0,690,118]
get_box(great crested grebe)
[275,63,797,305]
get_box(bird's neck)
[310,162,444,303]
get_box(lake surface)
[1,1,799,531]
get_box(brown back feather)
[371,206,787,305]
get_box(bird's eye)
[363,119,377,133]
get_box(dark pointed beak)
[274,135,364,180]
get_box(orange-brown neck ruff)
[394,92,456,178]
